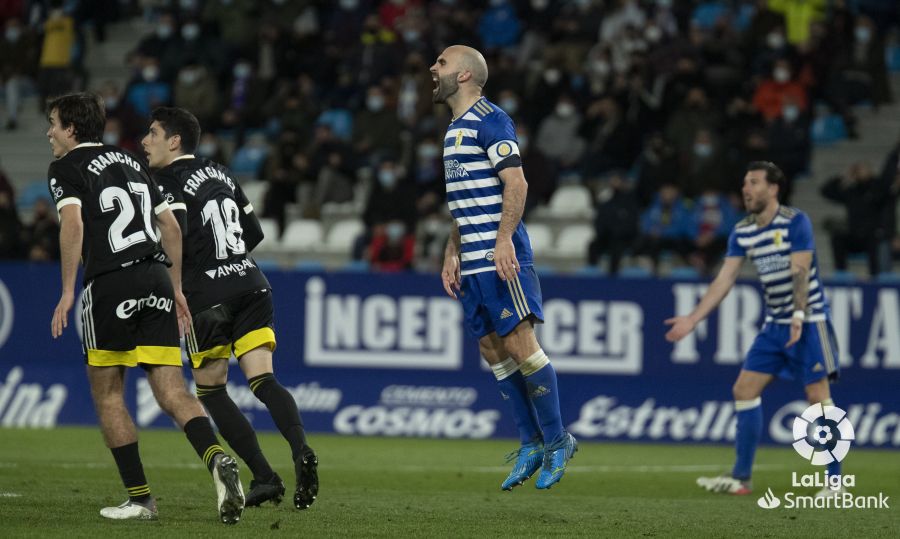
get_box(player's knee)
[732,381,755,401]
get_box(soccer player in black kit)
[46,93,245,524]
[141,107,318,510]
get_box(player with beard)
[666,162,843,497]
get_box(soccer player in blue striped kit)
[666,162,842,497]
[431,45,576,490]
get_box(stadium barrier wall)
[0,262,898,448]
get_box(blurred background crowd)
[1,0,899,279]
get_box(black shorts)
[81,261,181,367]
[185,289,276,368]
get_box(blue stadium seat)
[618,266,653,279]
[229,145,269,177]
[534,264,557,277]
[669,266,700,280]
[829,270,857,283]
[811,114,847,146]
[255,259,281,273]
[16,180,51,210]
[294,260,325,272]
[875,272,900,284]
[341,259,370,272]
[887,44,900,73]
[576,265,607,277]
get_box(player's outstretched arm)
[51,204,83,338]
[495,167,527,281]
[441,221,461,299]
[157,208,192,335]
[665,256,743,342]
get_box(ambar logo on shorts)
[757,403,890,510]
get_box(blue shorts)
[744,320,840,386]
[459,266,544,339]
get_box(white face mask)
[499,98,518,115]
[417,144,439,160]
[197,142,217,156]
[102,132,120,146]
[556,103,575,118]
[782,104,800,122]
[179,69,200,85]
[385,222,405,241]
[156,24,173,39]
[104,97,119,110]
[766,32,785,49]
[645,26,662,43]
[233,63,251,79]
[142,65,160,82]
[773,67,791,83]
[693,143,713,158]
[367,95,385,112]
[5,27,21,42]
[378,169,397,188]
[543,69,561,84]
[592,60,610,76]
[855,26,871,43]
[339,0,359,9]
[181,23,200,40]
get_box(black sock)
[110,442,151,503]
[183,416,225,473]
[197,383,275,482]
[249,373,307,460]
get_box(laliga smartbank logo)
[757,403,889,510]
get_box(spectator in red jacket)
[752,58,807,121]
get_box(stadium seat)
[240,181,267,211]
[618,266,653,279]
[829,270,857,283]
[888,44,900,73]
[669,266,700,280]
[546,185,593,218]
[229,144,269,178]
[811,114,847,145]
[553,224,594,258]
[16,180,51,211]
[341,259,370,272]
[525,222,553,253]
[323,218,365,254]
[255,218,280,251]
[875,272,900,284]
[294,260,325,272]
[281,219,324,251]
[576,265,607,277]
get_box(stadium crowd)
[1,0,899,276]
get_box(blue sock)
[495,370,542,445]
[520,351,564,445]
[732,398,763,480]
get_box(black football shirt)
[154,155,269,313]
[48,143,169,283]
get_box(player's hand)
[441,254,461,299]
[494,237,518,281]
[664,315,695,343]
[785,318,802,348]
[51,291,75,339]
[173,290,192,337]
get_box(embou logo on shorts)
[116,293,174,319]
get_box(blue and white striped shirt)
[726,206,829,323]
[443,97,533,275]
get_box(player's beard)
[433,73,459,104]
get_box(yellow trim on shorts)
[234,327,276,358]
[189,344,232,369]
[87,346,182,367]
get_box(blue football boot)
[535,432,578,489]
[500,440,544,491]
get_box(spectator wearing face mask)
[679,129,729,199]
[173,62,220,129]
[535,95,585,172]
[133,12,180,78]
[220,59,268,144]
[124,58,172,117]
[353,85,403,164]
[412,137,445,219]
[23,198,59,261]
[751,58,808,122]
[664,87,722,160]
[829,15,892,108]
[0,18,37,130]
[634,182,693,274]
[765,95,810,199]
[202,0,258,57]
[102,117,137,153]
[686,188,740,276]
[355,157,417,260]
[368,220,415,272]
[586,171,640,276]
[517,125,557,218]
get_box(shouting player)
[141,107,318,510]
[46,93,244,523]
[431,45,577,490]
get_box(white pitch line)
[0,492,22,497]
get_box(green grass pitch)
[0,427,897,538]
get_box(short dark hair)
[150,107,201,153]
[746,160,786,200]
[47,93,105,143]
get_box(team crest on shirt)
[498,143,511,157]
[485,251,494,262]
[455,131,464,148]
[774,230,783,246]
